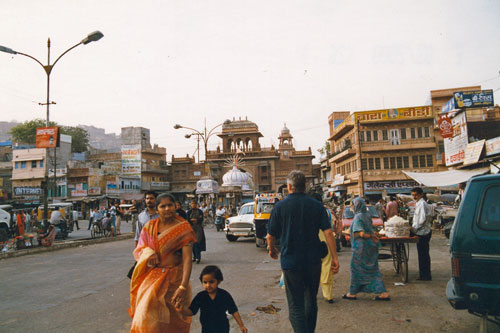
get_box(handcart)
[379,236,419,283]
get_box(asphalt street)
[0,226,498,332]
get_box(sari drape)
[129,217,196,333]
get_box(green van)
[446,174,500,326]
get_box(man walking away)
[135,191,158,247]
[267,170,340,333]
[411,187,432,281]
[385,196,399,220]
[375,199,385,222]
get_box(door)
[389,129,400,145]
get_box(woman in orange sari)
[129,193,196,332]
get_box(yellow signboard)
[355,106,433,123]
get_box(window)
[396,156,403,169]
[413,155,419,168]
[366,131,372,142]
[383,157,389,169]
[368,158,374,170]
[389,129,400,145]
[337,167,341,174]
[390,157,396,169]
[375,158,381,170]
[401,128,407,140]
[417,127,423,138]
[353,160,357,171]
[346,163,351,174]
[478,185,500,230]
[31,161,37,168]
[403,156,409,168]
[341,165,346,175]
[359,131,365,142]
[420,155,426,167]
[438,141,445,154]
[411,128,416,139]
[426,155,433,167]
[373,131,379,141]
[361,159,367,170]
[424,127,430,138]
[21,161,26,169]
[15,162,19,169]
[382,129,388,141]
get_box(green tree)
[9,118,89,153]
[317,140,331,158]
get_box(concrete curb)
[1,233,134,260]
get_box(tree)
[317,140,331,158]
[9,118,89,153]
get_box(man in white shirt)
[411,187,432,281]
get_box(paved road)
[0,226,498,332]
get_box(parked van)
[446,174,500,326]
[0,204,13,242]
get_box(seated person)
[38,224,56,247]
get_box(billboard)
[35,127,60,148]
[442,90,494,113]
[14,187,42,196]
[121,145,141,178]
[355,106,432,123]
[444,112,468,166]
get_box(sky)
[1,0,499,161]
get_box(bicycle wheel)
[391,243,400,273]
[90,224,96,238]
[399,243,409,283]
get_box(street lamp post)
[174,119,231,175]
[0,30,104,222]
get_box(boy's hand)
[240,326,248,333]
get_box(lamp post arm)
[51,42,83,71]
[206,122,224,139]
[180,126,204,139]
[15,52,45,70]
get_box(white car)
[225,202,255,242]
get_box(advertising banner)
[438,114,454,138]
[14,187,43,196]
[88,187,101,195]
[35,127,59,148]
[442,90,494,113]
[71,189,87,197]
[121,145,141,178]
[444,112,468,166]
[196,179,219,194]
[485,137,500,157]
[355,106,432,123]
[364,180,419,191]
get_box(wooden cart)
[379,236,419,283]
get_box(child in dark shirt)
[176,265,247,333]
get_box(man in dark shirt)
[268,170,340,333]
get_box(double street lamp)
[0,30,104,221]
[174,119,231,175]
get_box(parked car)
[340,205,383,247]
[0,205,13,242]
[225,202,255,242]
[446,174,500,327]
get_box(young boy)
[176,265,247,333]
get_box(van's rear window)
[478,185,500,231]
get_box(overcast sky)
[1,0,499,161]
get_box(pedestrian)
[385,196,399,220]
[343,197,390,301]
[72,210,80,230]
[267,170,340,333]
[311,193,336,304]
[176,201,187,220]
[135,191,159,248]
[24,210,31,233]
[176,265,248,333]
[187,200,206,264]
[115,201,123,235]
[128,200,139,232]
[411,187,432,281]
[88,208,96,230]
[375,198,385,221]
[129,193,197,332]
[16,211,25,236]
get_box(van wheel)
[226,235,239,242]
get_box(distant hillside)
[0,121,121,152]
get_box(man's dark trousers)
[417,231,432,279]
[283,263,322,333]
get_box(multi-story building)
[0,142,13,202]
[328,105,439,199]
[11,148,46,205]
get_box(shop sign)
[442,90,494,113]
[196,179,219,194]
[332,174,345,185]
[355,106,432,123]
[444,112,468,166]
[106,181,117,189]
[463,140,485,165]
[193,171,201,176]
[88,187,101,195]
[121,145,141,178]
[438,114,454,138]
[14,187,42,196]
[151,182,170,190]
[485,137,500,157]
[71,189,87,197]
[364,180,419,191]
[35,127,59,148]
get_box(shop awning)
[402,167,489,187]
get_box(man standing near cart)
[267,170,340,333]
[411,187,432,281]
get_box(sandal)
[374,296,391,301]
[342,294,357,300]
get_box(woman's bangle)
[178,285,187,291]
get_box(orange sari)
[129,217,196,333]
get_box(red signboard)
[438,115,453,139]
[36,127,60,148]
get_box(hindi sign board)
[442,90,494,113]
[438,114,454,138]
[463,140,485,165]
[88,187,101,195]
[444,112,468,166]
[355,106,432,123]
[121,145,141,178]
[35,127,59,148]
